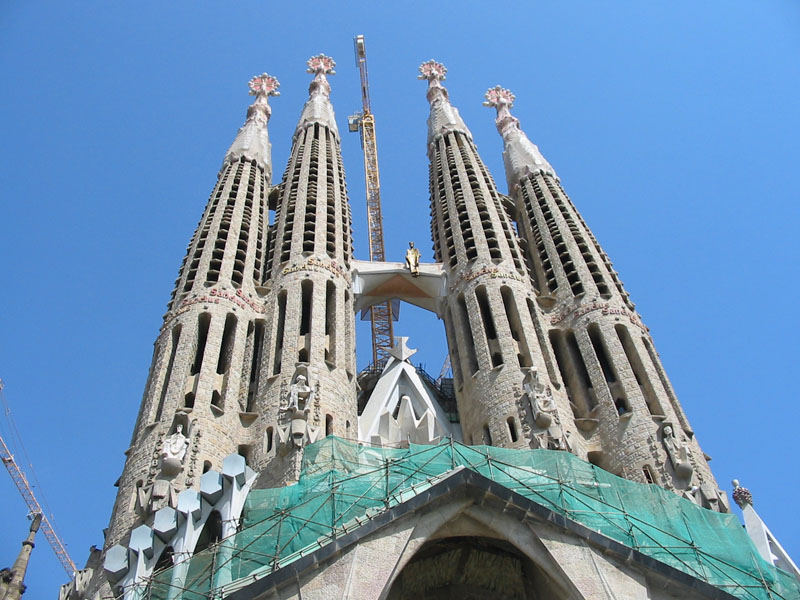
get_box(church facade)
[59,54,799,600]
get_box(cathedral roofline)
[220,73,279,180]
[227,466,742,600]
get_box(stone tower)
[485,85,724,508]
[419,61,579,456]
[252,55,357,486]
[103,72,280,548]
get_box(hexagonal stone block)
[129,524,154,558]
[222,453,246,485]
[177,489,202,521]
[153,507,178,541]
[200,470,223,505]
[104,544,129,582]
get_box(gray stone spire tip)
[296,54,339,137]
[485,85,557,185]
[220,72,279,179]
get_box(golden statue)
[405,241,421,277]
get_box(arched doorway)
[387,536,560,600]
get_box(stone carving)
[522,369,568,451]
[661,423,693,480]
[522,369,555,429]
[286,374,314,412]
[732,479,753,508]
[405,241,421,277]
[160,424,190,476]
[277,369,321,450]
[248,73,280,97]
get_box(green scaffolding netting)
[146,437,800,600]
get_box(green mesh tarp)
[148,437,800,600]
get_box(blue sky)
[1,1,799,596]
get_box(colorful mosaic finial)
[418,60,447,82]
[483,85,515,109]
[248,73,280,97]
[307,54,336,76]
[732,480,753,508]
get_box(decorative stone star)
[418,60,447,81]
[389,337,418,362]
[483,85,515,108]
[248,73,280,97]
[307,54,336,75]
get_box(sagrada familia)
[53,54,799,600]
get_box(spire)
[484,85,556,189]
[296,54,339,137]
[418,60,472,147]
[221,73,280,179]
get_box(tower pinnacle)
[297,54,339,136]
[484,85,556,186]
[222,72,280,178]
[418,60,471,146]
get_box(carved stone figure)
[286,374,314,413]
[522,369,555,429]
[278,371,321,450]
[160,424,190,476]
[661,424,693,480]
[405,241,421,277]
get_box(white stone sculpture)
[278,371,321,450]
[160,424,190,476]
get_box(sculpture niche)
[522,369,568,451]
[277,369,322,451]
[160,423,190,476]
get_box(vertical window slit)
[507,417,518,442]
[191,313,211,375]
[457,295,479,375]
[476,286,502,367]
[216,314,237,375]
[616,325,662,415]
[501,287,531,368]
[155,325,181,422]
[273,291,287,375]
[588,323,629,414]
[299,280,313,362]
[246,320,265,412]
[325,281,336,365]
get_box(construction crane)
[0,380,76,577]
[348,34,394,369]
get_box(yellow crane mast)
[349,34,395,370]
[0,380,76,577]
